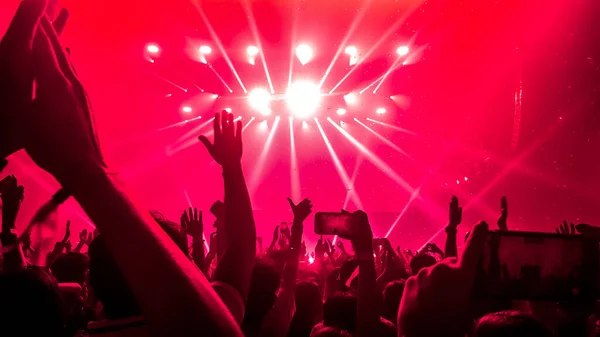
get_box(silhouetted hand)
[0,175,25,229]
[286,197,313,223]
[398,221,489,337]
[25,14,104,180]
[199,111,243,169]
[338,210,373,255]
[0,0,47,159]
[448,195,462,228]
[556,221,576,235]
[497,196,508,231]
[182,207,203,238]
[62,220,71,243]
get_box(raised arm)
[0,175,27,272]
[182,207,205,272]
[199,111,257,313]
[339,210,378,337]
[14,9,242,336]
[444,195,461,258]
[261,198,312,337]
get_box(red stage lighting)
[376,107,386,115]
[182,106,192,114]
[337,108,347,115]
[247,45,259,56]
[199,45,212,54]
[396,46,409,56]
[344,46,357,56]
[146,44,160,54]
[286,81,321,118]
[344,93,358,104]
[248,88,272,115]
[295,44,313,65]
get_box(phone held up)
[473,230,600,301]
[314,212,355,237]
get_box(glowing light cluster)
[286,81,322,118]
[396,45,409,56]
[295,44,313,65]
[248,88,272,116]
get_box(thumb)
[286,197,295,209]
[460,221,489,271]
[198,135,214,153]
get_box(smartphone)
[473,231,599,301]
[314,212,354,236]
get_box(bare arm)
[444,196,461,258]
[199,111,256,303]
[0,175,27,272]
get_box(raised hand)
[0,175,25,230]
[26,14,105,180]
[497,196,508,231]
[556,220,576,235]
[336,240,347,253]
[448,195,462,228]
[338,210,373,255]
[0,0,47,159]
[199,110,243,169]
[398,221,489,337]
[286,197,313,223]
[62,220,71,243]
[181,207,203,238]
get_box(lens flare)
[344,93,358,105]
[287,81,321,118]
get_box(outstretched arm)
[261,198,312,337]
[0,175,26,272]
[200,111,256,320]
[15,10,242,336]
[444,195,461,258]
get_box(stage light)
[286,81,321,118]
[248,88,272,115]
[224,108,232,113]
[182,106,192,113]
[396,46,409,56]
[344,46,357,56]
[302,121,309,130]
[247,45,259,56]
[259,120,268,131]
[199,45,212,54]
[344,93,358,104]
[376,107,386,115]
[146,44,160,54]
[337,108,347,115]
[295,44,313,65]
[308,256,315,264]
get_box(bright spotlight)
[259,120,268,131]
[286,81,321,118]
[344,93,358,104]
[199,45,212,54]
[224,108,232,113]
[396,46,409,56]
[295,44,313,65]
[344,46,357,56]
[376,107,386,115]
[302,121,309,130]
[182,105,192,113]
[247,45,259,56]
[337,108,347,115]
[248,88,272,115]
[146,44,160,54]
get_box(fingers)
[194,207,198,221]
[33,23,68,87]
[555,227,560,234]
[570,222,575,234]
[501,196,507,213]
[224,112,234,137]
[214,112,221,137]
[460,221,489,271]
[52,8,69,35]
[198,135,214,155]
[236,120,242,140]
[39,16,76,81]
[2,0,47,53]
